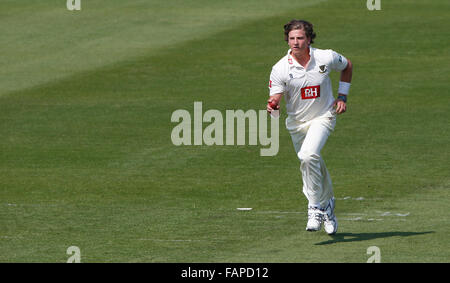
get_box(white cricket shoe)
[322,197,338,235]
[306,206,323,232]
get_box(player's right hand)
[267,98,280,113]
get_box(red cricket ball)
[269,101,278,109]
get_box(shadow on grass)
[315,231,434,245]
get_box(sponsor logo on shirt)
[301,85,320,99]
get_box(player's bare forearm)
[340,59,352,84]
[267,93,283,112]
[334,59,352,114]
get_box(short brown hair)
[284,19,316,44]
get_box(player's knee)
[298,151,319,165]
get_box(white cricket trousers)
[287,115,336,209]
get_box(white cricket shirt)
[269,47,348,124]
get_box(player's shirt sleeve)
[268,66,286,96]
[329,50,348,71]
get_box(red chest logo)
[301,85,320,99]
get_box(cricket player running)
[267,20,353,234]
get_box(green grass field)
[0,0,449,262]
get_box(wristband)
[338,81,351,95]
[337,95,347,103]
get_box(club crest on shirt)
[319,65,327,74]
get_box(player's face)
[288,29,310,55]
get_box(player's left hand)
[333,99,346,114]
